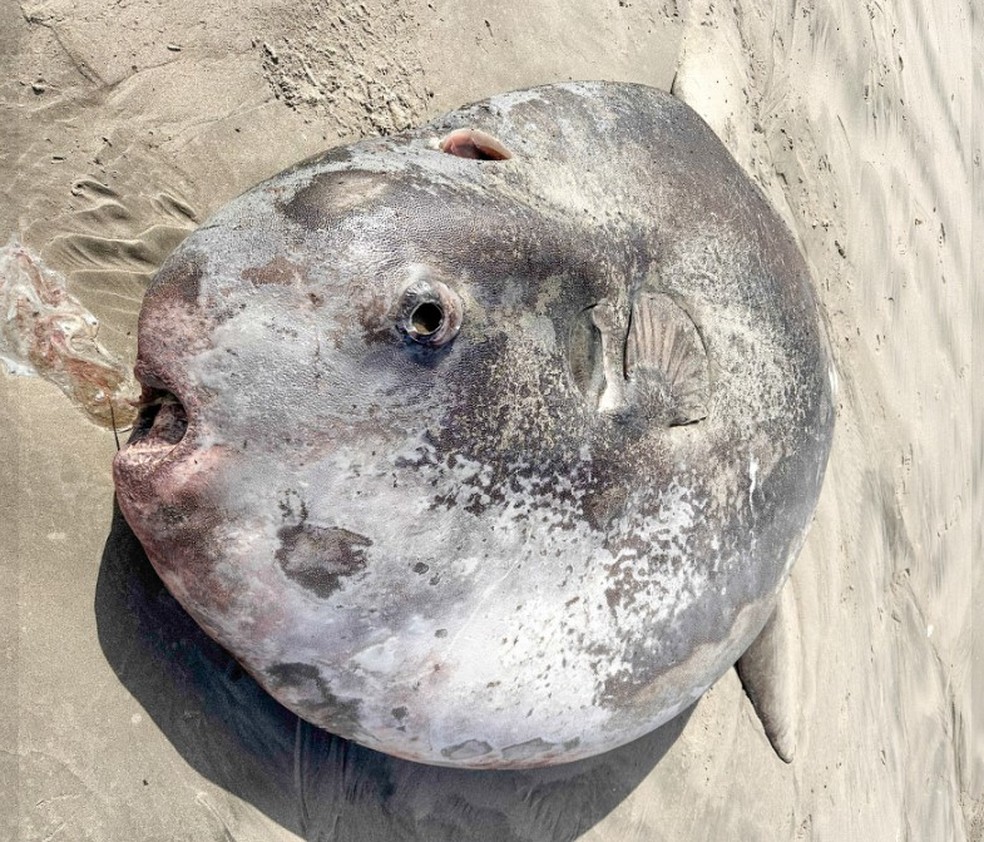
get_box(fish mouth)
[113,367,202,531]
[115,365,194,478]
[128,383,189,452]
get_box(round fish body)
[113,82,835,769]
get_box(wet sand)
[2,1,979,839]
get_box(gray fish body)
[113,82,834,768]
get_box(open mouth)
[126,384,189,454]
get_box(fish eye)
[397,278,462,348]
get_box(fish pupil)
[411,302,444,336]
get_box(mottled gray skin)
[113,82,834,769]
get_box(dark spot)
[582,482,631,532]
[441,739,493,761]
[147,252,204,306]
[434,628,448,638]
[266,662,319,686]
[156,504,188,529]
[412,561,429,575]
[598,669,642,709]
[391,706,408,721]
[501,737,556,761]
[357,289,397,346]
[277,491,308,523]
[265,662,364,739]
[275,525,372,598]
[241,255,304,286]
[280,169,391,231]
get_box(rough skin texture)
[113,82,834,769]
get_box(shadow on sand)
[95,502,690,841]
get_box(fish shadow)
[95,501,690,842]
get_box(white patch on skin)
[522,313,557,350]
[749,456,759,512]
[192,421,730,762]
[600,481,706,677]
[351,634,403,675]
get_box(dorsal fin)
[438,128,513,160]
[736,583,801,762]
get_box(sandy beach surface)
[2,0,979,839]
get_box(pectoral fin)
[736,583,801,763]
[624,293,709,425]
[569,292,710,423]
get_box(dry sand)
[1,0,979,839]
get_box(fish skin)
[113,81,834,769]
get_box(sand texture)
[1,0,979,839]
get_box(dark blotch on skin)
[275,525,372,597]
[266,662,321,687]
[280,169,391,231]
[582,481,631,532]
[145,252,204,306]
[441,739,494,761]
[265,662,364,739]
[501,737,557,761]
[241,255,304,286]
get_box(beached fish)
[112,81,835,768]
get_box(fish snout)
[123,367,189,456]
[112,245,223,489]
[112,349,207,511]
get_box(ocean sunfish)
[113,82,835,769]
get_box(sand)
[1,0,979,839]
